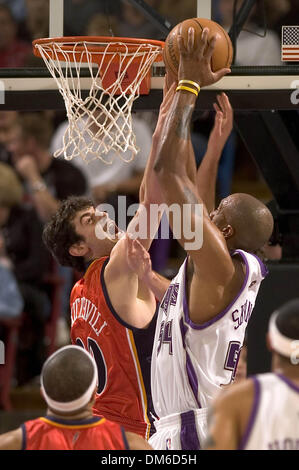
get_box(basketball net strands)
[33,37,164,164]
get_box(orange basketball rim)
[33,36,164,95]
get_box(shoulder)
[124,431,153,450]
[82,257,108,282]
[234,249,268,280]
[0,427,23,450]
[214,378,256,414]
[105,237,129,275]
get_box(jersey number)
[76,337,107,395]
[224,341,241,383]
[157,320,173,356]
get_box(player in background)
[0,345,152,450]
[126,27,274,450]
[204,298,299,450]
[42,85,176,440]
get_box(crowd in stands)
[0,0,291,392]
[0,0,297,67]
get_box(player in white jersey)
[126,27,274,450]
[205,298,299,450]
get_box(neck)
[227,239,238,252]
[47,408,93,421]
[273,363,299,384]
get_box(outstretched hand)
[126,233,153,281]
[177,27,231,88]
[207,92,233,157]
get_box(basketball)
[163,17,233,76]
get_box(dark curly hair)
[43,196,94,272]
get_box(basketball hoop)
[33,36,164,164]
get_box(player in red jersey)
[0,345,152,450]
[42,92,173,439]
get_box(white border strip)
[49,0,64,38]
[2,75,299,91]
[197,0,212,19]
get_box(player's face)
[72,206,124,256]
[210,198,229,230]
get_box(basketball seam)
[194,18,231,68]
[193,19,214,70]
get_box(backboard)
[0,0,299,111]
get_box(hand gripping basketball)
[177,27,231,88]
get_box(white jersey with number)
[149,249,267,450]
[241,373,299,450]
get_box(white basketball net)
[34,39,162,164]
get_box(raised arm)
[126,82,176,251]
[196,93,233,214]
[103,85,176,328]
[153,28,233,283]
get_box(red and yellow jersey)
[70,257,157,440]
[21,415,128,450]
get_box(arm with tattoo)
[153,26,232,275]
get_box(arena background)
[0,0,299,434]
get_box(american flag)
[282,26,299,61]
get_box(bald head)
[220,193,274,252]
[42,346,96,405]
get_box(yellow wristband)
[178,79,201,92]
[176,85,198,97]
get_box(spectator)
[18,0,49,42]
[0,162,51,385]
[0,0,26,23]
[0,245,24,320]
[5,113,88,347]
[159,0,196,25]
[117,0,163,39]
[51,114,152,227]
[5,112,87,223]
[86,12,120,37]
[215,0,282,66]
[63,0,105,36]
[0,111,18,164]
[263,0,291,32]
[0,5,32,68]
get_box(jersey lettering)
[232,299,253,330]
